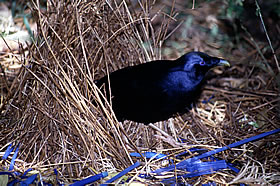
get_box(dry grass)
[0,0,279,185]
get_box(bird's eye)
[200,61,205,65]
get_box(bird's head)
[179,52,230,80]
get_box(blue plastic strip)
[202,182,217,186]
[130,152,167,159]
[0,171,38,186]
[54,168,58,176]
[176,148,207,159]
[22,168,33,176]
[193,128,280,162]
[209,156,240,173]
[2,144,14,160]
[14,171,21,176]
[102,161,141,185]
[202,95,215,104]
[186,160,227,172]
[70,172,108,186]
[148,159,227,181]
[153,128,280,175]
[20,174,37,186]
[53,169,64,186]
[226,162,240,173]
[9,144,20,171]
[8,179,19,186]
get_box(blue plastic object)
[1,143,20,171]
[130,152,167,159]
[20,174,38,185]
[202,95,215,104]
[141,128,280,184]
[53,169,65,186]
[22,168,33,176]
[175,148,208,159]
[2,144,14,160]
[70,172,108,186]
[9,144,20,171]
[102,161,141,186]
[193,128,280,161]
[1,144,39,185]
[202,182,217,186]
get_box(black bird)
[96,52,230,124]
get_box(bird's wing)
[107,60,176,104]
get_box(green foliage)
[226,0,244,19]
[271,2,280,17]
[225,0,280,20]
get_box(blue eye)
[200,61,205,65]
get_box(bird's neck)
[188,70,205,83]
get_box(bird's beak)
[217,59,230,67]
